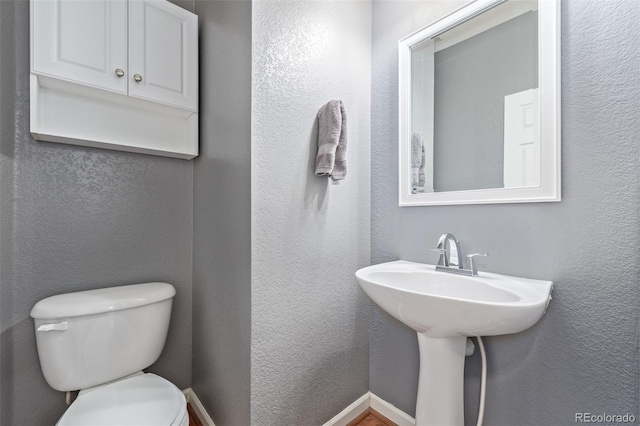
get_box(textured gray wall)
[371,0,640,424]
[251,0,371,424]
[192,1,252,425]
[0,1,17,423]
[0,1,194,424]
[433,11,538,192]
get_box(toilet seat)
[57,373,188,426]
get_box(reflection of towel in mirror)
[412,132,425,190]
[315,100,347,181]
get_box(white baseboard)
[182,387,411,426]
[369,393,415,426]
[182,387,216,426]
[324,393,371,426]
[323,392,415,426]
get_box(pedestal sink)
[356,260,552,426]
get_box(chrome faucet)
[434,233,462,267]
[431,233,487,276]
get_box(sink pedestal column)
[415,333,467,426]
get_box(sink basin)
[355,260,553,426]
[356,260,552,337]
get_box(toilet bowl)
[57,373,188,426]
[31,283,185,425]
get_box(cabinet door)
[31,0,128,93]
[128,0,198,111]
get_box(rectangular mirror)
[398,0,560,206]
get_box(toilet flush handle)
[37,322,68,332]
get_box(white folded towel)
[412,132,425,192]
[315,100,347,181]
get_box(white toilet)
[30,282,189,426]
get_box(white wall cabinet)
[30,0,199,159]
[32,0,128,94]
[129,0,198,111]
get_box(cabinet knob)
[133,74,143,82]
[115,68,125,77]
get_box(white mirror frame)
[398,0,560,206]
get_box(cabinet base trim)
[30,74,198,160]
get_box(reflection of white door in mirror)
[504,88,540,188]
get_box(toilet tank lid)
[30,283,176,320]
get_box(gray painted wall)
[0,1,17,423]
[251,0,372,424]
[0,1,194,424]
[433,11,538,192]
[371,0,639,424]
[192,1,252,425]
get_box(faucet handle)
[467,253,488,258]
[429,248,449,267]
[465,253,488,276]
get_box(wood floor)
[187,403,204,426]
[348,408,397,426]
[187,403,396,426]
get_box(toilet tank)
[30,282,176,392]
